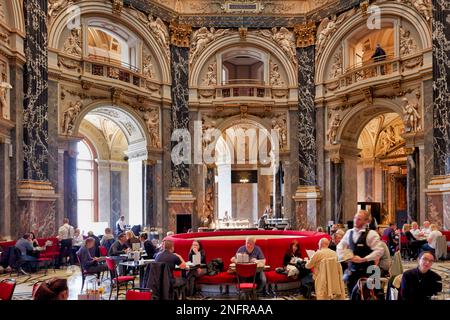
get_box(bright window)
[77,140,96,232]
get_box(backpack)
[206,258,224,276]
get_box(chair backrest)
[32,282,42,299]
[125,289,152,300]
[0,279,16,300]
[106,258,118,278]
[99,246,108,257]
[142,262,174,300]
[236,263,257,279]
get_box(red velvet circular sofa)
[165,230,329,292]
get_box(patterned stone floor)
[1,260,449,300]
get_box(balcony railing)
[218,84,267,98]
[86,55,140,73]
[324,53,424,92]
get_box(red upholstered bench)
[442,230,450,257]
[165,230,329,291]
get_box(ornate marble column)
[144,160,156,227]
[425,0,450,229]
[292,22,321,229]
[200,165,215,229]
[406,147,418,223]
[166,22,195,233]
[17,0,58,237]
[331,158,343,224]
[63,142,78,228]
[274,162,283,219]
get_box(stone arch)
[316,1,432,83]
[190,32,297,88]
[72,100,150,152]
[48,2,170,83]
[1,0,25,34]
[337,98,405,148]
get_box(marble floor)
[1,260,449,300]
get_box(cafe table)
[119,259,155,288]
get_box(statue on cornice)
[402,97,421,133]
[63,28,82,56]
[145,15,170,55]
[190,27,230,65]
[316,8,355,61]
[409,0,431,21]
[260,27,296,65]
[48,0,73,18]
[62,100,82,134]
[0,82,12,119]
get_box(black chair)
[8,247,27,276]
[76,253,102,293]
[142,262,186,300]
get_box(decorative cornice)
[169,22,192,47]
[294,22,316,48]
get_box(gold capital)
[294,22,316,48]
[170,22,193,48]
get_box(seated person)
[399,251,442,301]
[382,222,398,255]
[306,238,344,300]
[100,228,115,251]
[328,229,345,251]
[15,233,39,272]
[421,221,432,238]
[420,224,442,254]
[76,237,108,277]
[155,240,187,288]
[188,240,207,276]
[276,240,302,279]
[231,236,267,293]
[126,230,140,249]
[403,223,420,259]
[87,231,101,257]
[29,232,40,249]
[34,278,69,300]
[108,233,130,257]
[71,228,84,263]
[140,233,157,259]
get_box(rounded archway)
[73,104,150,232]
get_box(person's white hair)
[246,236,256,244]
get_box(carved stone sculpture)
[400,27,418,56]
[142,55,155,79]
[378,126,397,155]
[144,15,170,58]
[63,28,82,56]
[316,8,355,61]
[144,109,161,148]
[402,97,421,133]
[270,61,284,86]
[62,100,82,134]
[202,61,217,86]
[0,82,12,119]
[190,27,230,65]
[329,47,343,79]
[202,185,214,228]
[327,114,341,144]
[260,27,296,65]
[272,113,288,150]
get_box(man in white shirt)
[421,224,442,253]
[116,216,126,236]
[337,210,384,298]
[56,218,75,268]
[411,221,426,240]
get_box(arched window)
[77,140,97,231]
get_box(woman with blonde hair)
[125,230,140,248]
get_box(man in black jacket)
[140,233,157,259]
[400,251,442,300]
